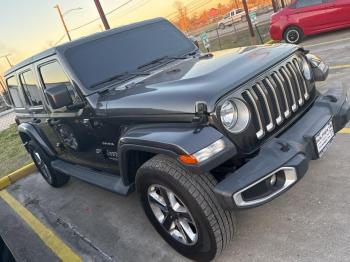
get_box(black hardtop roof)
[4,17,167,77]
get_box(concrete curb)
[265,39,280,44]
[0,163,36,190]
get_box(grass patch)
[0,124,31,178]
[199,23,271,52]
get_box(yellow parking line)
[0,190,82,262]
[339,128,350,134]
[330,64,350,70]
[304,37,350,48]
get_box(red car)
[270,0,350,44]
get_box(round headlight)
[300,56,312,81]
[220,100,238,129]
[220,99,250,133]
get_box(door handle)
[47,119,61,126]
[33,118,41,124]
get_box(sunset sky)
[0,0,229,74]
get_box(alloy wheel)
[286,29,300,44]
[147,184,198,245]
[32,150,53,184]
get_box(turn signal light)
[178,139,226,165]
[178,155,199,165]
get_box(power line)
[167,0,213,19]
[105,0,134,15]
[54,34,66,46]
[69,0,135,32]
[111,0,152,20]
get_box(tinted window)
[6,76,24,108]
[65,21,196,89]
[295,0,323,8]
[39,61,76,101]
[19,70,42,106]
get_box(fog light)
[269,174,277,186]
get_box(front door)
[36,59,120,174]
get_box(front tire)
[284,26,303,44]
[136,155,236,261]
[28,141,70,188]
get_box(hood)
[96,44,299,117]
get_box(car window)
[295,0,323,8]
[39,61,76,102]
[231,11,235,16]
[19,69,42,107]
[0,81,12,106]
[6,76,24,108]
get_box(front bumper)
[214,86,350,210]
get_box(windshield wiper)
[137,54,191,70]
[91,70,150,89]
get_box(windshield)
[65,20,196,89]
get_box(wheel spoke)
[159,187,171,207]
[178,211,192,221]
[168,192,187,213]
[148,190,167,209]
[178,219,197,243]
[163,214,174,231]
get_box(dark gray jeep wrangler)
[4,18,350,261]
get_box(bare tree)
[174,1,190,32]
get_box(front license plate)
[314,120,335,157]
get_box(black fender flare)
[118,125,237,185]
[18,123,56,157]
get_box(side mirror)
[45,84,73,109]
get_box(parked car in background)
[218,8,246,29]
[270,0,350,44]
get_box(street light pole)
[54,4,72,41]
[0,54,13,67]
[94,0,110,30]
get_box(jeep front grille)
[242,57,312,139]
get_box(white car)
[218,8,246,29]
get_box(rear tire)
[136,155,236,261]
[284,26,303,44]
[28,141,70,188]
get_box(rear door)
[5,74,29,119]
[291,0,330,34]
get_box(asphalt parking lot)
[1,29,350,262]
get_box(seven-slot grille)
[242,56,311,139]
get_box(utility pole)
[94,0,110,30]
[242,0,256,45]
[271,0,278,12]
[54,5,72,41]
[0,54,13,67]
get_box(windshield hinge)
[193,102,208,123]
